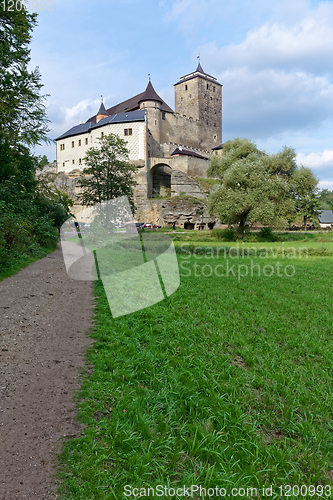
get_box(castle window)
[162,112,166,120]
[72,159,75,164]
[207,83,209,90]
[213,86,216,92]
[185,84,188,91]
[62,162,65,167]
[189,94,191,98]
[71,141,74,148]
[101,132,104,138]
[154,120,157,125]
[124,128,132,136]
[79,158,82,165]
[85,138,88,145]
[60,143,65,151]
[78,139,81,146]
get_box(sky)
[28,0,333,189]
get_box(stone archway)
[150,163,172,198]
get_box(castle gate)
[149,159,172,199]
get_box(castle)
[56,63,223,227]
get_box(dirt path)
[0,243,94,500]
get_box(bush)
[258,227,277,241]
[211,227,236,241]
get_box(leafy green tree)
[317,189,333,210]
[77,133,137,211]
[291,166,319,230]
[208,138,296,237]
[0,10,50,150]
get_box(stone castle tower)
[174,62,222,150]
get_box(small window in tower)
[72,159,75,164]
[213,86,216,92]
[101,132,104,138]
[185,84,188,91]
[78,139,81,146]
[124,129,128,136]
[85,138,88,145]
[62,162,65,167]
[155,120,157,125]
[207,83,209,90]
[71,141,74,148]
[214,135,217,140]
[189,94,191,98]
[129,128,132,135]
[79,158,82,165]
[162,112,166,120]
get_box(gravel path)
[0,243,94,500]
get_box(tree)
[0,10,50,148]
[291,166,319,230]
[208,138,297,237]
[317,189,333,210]
[76,133,137,211]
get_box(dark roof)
[97,101,108,116]
[86,81,173,124]
[138,81,163,104]
[318,210,333,223]
[196,62,205,73]
[55,110,146,141]
[171,148,208,160]
[174,63,222,87]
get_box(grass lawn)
[57,246,333,499]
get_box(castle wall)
[56,120,146,173]
[161,112,201,151]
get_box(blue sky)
[29,0,333,188]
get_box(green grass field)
[56,244,333,499]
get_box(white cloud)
[220,67,333,138]
[297,149,333,170]
[318,180,333,190]
[202,4,333,73]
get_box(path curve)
[0,243,94,500]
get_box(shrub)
[258,227,276,241]
[211,227,236,241]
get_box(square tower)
[174,63,222,150]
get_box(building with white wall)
[55,63,222,201]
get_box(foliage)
[208,138,297,237]
[0,9,50,153]
[258,226,276,241]
[0,201,58,272]
[211,227,236,241]
[77,133,137,212]
[0,10,71,272]
[291,166,319,229]
[317,189,333,210]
